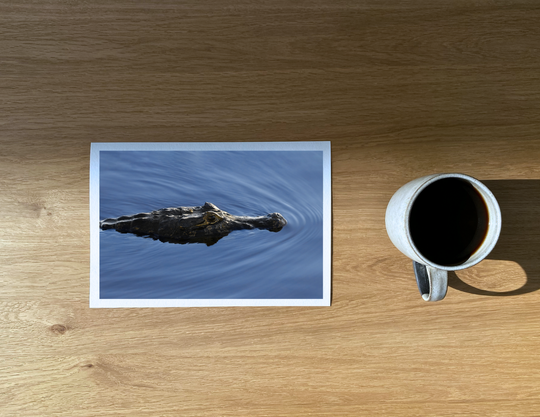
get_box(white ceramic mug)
[385,173,502,301]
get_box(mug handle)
[413,261,448,302]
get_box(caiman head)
[100,202,287,246]
[194,202,287,233]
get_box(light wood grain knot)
[49,324,68,335]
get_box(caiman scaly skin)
[100,202,287,246]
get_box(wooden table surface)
[2,1,540,415]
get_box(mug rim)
[404,173,502,271]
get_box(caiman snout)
[267,212,287,232]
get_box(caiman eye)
[205,212,222,225]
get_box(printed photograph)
[90,142,331,307]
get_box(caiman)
[100,202,287,246]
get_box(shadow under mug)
[385,173,502,302]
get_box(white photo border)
[90,142,331,307]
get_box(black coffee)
[409,178,489,266]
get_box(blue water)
[100,150,323,299]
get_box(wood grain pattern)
[1,0,540,415]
